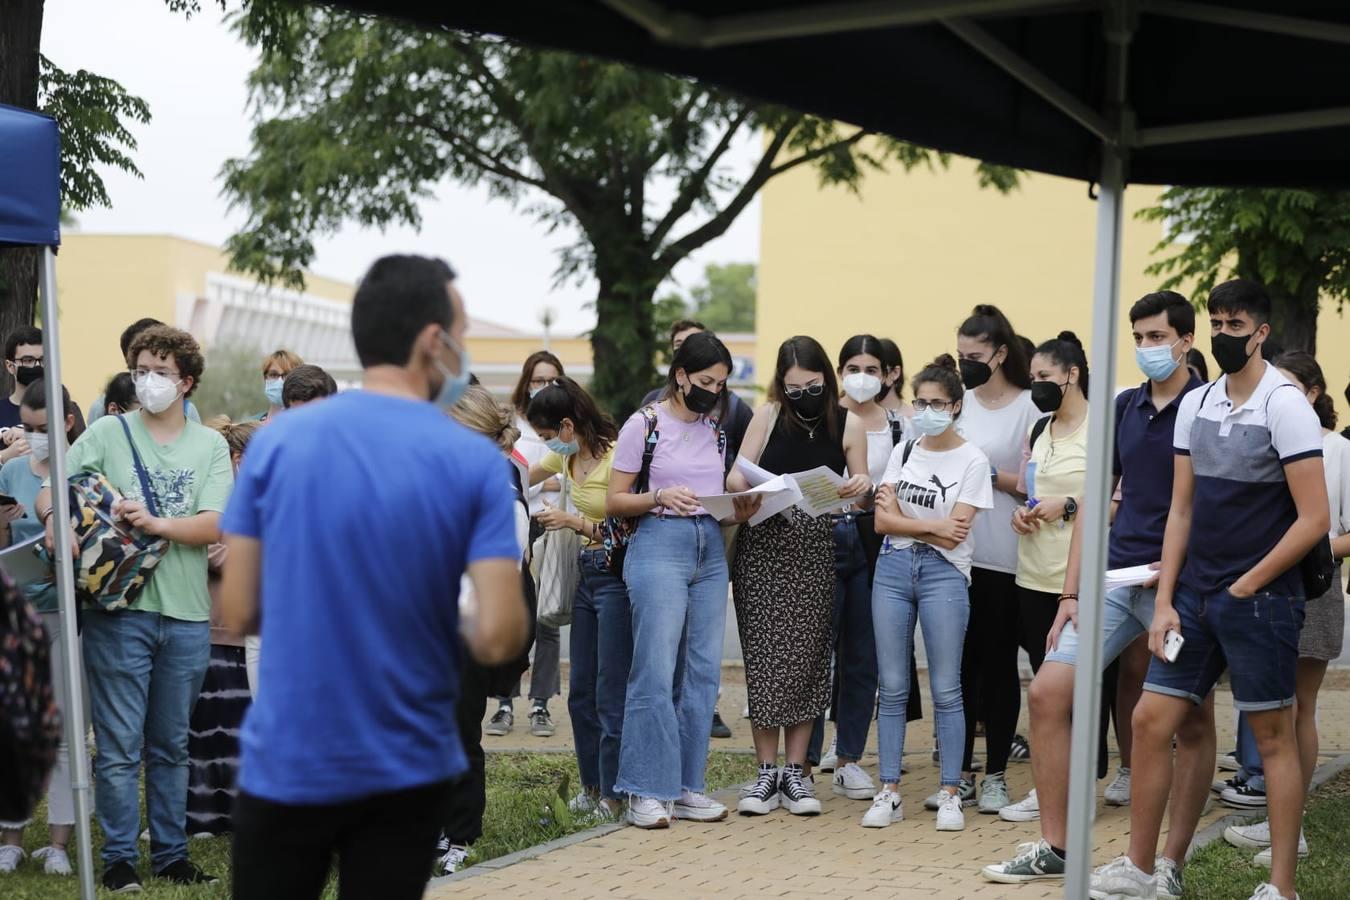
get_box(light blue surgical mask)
[1135,339,1182,382]
[911,406,953,437]
[264,378,285,407]
[546,436,579,457]
[435,333,472,409]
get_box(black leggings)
[443,657,490,845]
[961,569,1022,774]
[232,780,452,900]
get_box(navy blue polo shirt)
[1108,374,1204,568]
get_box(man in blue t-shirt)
[982,291,1210,894]
[1095,281,1328,900]
[220,254,528,900]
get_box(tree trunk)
[0,0,47,396]
[1253,276,1320,356]
[589,260,662,420]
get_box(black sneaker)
[1009,734,1031,762]
[1220,780,1268,809]
[485,705,514,736]
[779,764,822,816]
[737,764,781,816]
[711,709,732,739]
[154,858,219,885]
[102,860,143,893]
[529,705,555,737]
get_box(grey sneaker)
[529,706,555,737]
[925,777,975,810]
[485,705,513,736]
[981,839,1066,883]
[1155,856,1182,900]
[978,773,1010,814]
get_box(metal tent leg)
[1063,144,1126,899]
[39,246,97,900]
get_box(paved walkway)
[432,667,1350,899]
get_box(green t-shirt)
[64,413,234,621]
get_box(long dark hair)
[511,350,565,416]
[1274,351,1337,430]
[912,354,965,419]
[662,331,734,421]
[958,304,1032,389]
[877,337,905,401]
[770,335,842,441]
[22,379,85,445]
[1035,331,1090,399]
[526,376,619,457]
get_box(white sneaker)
[627,795,672,829]
[1104,767,1131,806]
[568,792,600,816]
[819,735,839,773]
[832,762,875,800]
[1225,819,1273,849]
[31,846,72,876]
[435,842,469,876]
[935,790,965,831]
[0,845,24,873]
[1000,789,1041,822]
[861,790,903,828]
[1248,884,1300,900]
[1088,855,1156,899]
[672,789,728,822]
[1252,833,1309,867]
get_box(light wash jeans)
[570,549,634,800]
[82,609,210,869]
[615,515,728,801]
[872,544,970,786]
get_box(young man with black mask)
[0,326,46,442]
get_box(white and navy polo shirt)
[1174,362,1324,596]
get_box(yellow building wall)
[757,152,1350,425]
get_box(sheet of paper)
[788,465,853,517]
[735,456,776,488]
[696,486,798,527]
[0,533,51,586]
[1104,564,1158,591]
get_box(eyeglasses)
[783,383,825,400]
[528,377,553,388]
[11,356,42,367]
[912,398,956,412]
[131,367,181,381]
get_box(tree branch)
[647,106,751,249]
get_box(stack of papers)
[1104,564,1158,591]
[697,459,855,526]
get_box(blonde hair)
[450,385,519,452]
[211,417,262,458]
[261,349,304,377]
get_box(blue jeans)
[82,609,211,869]
[569,549,633,800]
[872,544,969,786]
[1044,585,1156,667]
[615,515,728,801]
[1235,712,1267,789]
[808,516,878,763]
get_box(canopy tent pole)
[39,246,98,900]
[1064,1,1131,896]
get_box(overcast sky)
[40,0,761,334]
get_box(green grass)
[0,751,759,898]
[1183,769,1350,900]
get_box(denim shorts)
[1044,585,1154,668]
[1143,585,1305,712]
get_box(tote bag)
[535,471,581,629]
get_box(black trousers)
[232,780,452,900]
[443,656,490,845]
[961,568,1022,774]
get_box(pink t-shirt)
[613,403,726,516]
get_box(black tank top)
[757,411,847,477]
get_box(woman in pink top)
[606,332,758,830]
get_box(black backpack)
[0,574,62,823]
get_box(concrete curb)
[1185,752,1350,861]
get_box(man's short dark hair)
[120,318,164,357]
[5,326,42,361]
[282,365,339,408]
[669,319,706,344]
[1207,279,1271,326]
[1129,290,1195,336]
[351,255,458,368]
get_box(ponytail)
[1035,331,1089,399]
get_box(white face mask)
[27,431,50,462]
[134,371,182,415]
[841,372,882,405]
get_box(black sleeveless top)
[758,411,847,477]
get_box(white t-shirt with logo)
[956,389,1041,574]
[880,439,995,582]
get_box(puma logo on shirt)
[898,479,939,510]
[929,475,957,503]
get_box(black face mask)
[1031,380,1066,413]
[788,390,826,419]
[1211,331,1257,375]
[681,382,721,416]
[14,365,42,387]
[960,358,992,390]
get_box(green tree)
[222,5,1017,415]
[689,262,756,333]
[1138,188,1350,353]
[191,340,269,421]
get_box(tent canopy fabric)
[335,0,1350,188]
[0,103,61,248]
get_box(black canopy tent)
[329,2,1350,896]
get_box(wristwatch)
[1063,497,1078,521]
